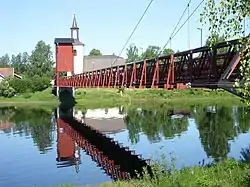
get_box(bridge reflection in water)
[55,104,152,181]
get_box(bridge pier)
[56,86,75,97]
[52,86,76,106]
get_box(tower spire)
[71,13,78,29]
[71,14,79,40]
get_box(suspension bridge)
[53,0,248,97]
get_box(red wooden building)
[54,38,75,78]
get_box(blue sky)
[1,0,210,58]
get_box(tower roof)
[71,14,78,29]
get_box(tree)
[205,34,226,50]
[89,48,102,56]
[205,34,227,55]
[11,53,29,74]
[200,0,250,103]
[174,50,182,61]
[140,45,161,59]
[0,54,10,67]
[126,44,140,63]
[0,41,55,96]
[28,40,55,77]
[162,48,175,55]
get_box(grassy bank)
[0,88,58,105]
[0,87,241,107]
[74,88,241,106]
[55,159,250,187]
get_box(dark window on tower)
[73,50,77,56]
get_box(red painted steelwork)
[56,39,242,89]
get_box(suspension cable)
[158,0,205,56]
[111,0,154,66]
[158,0,192,56]
[171,0,205,41]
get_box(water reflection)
[0,106,54,153]
[56,119,81,171]
[195,105,237,161]
[0,104,250,187]
[124,108,190,144]
[120,105,250,162]
[57,104,151,180]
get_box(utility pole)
[187,4,190,49]
[92,61,95,71]
[197,28,203,47]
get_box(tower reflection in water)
[56,117,81,173]
[54,104,152,181]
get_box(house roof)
[0,68,22,79]
[54,38,75,44]
[0,68,14,77]
[83,55,126,72]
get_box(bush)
[7,78,31,93]
[7,76,51,94]
[0,80,16,98]
[30,75,51,92]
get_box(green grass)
[0,88,59,105]
[74,88,241,106]
[0,87,242,109]
[53,159,250,187]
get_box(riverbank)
[0,87,242,108]
[57,159,249,187]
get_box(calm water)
[0,105,250,187]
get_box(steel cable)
[158,0,205,57]
[158,0,192,56]
[111,0,154,66]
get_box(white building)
[70,14,84,75]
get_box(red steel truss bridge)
[56,38,247,97]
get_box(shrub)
[7,78,31,93]
[30,75,51,92]
[7,76,51,94]
[0,80,16,98]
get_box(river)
[0,104,250,187]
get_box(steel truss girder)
[56,38,243,89]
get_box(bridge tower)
[71,14,84,75]
[54,14,84,97]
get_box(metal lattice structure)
[56,39,243,90]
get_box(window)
[73,49,77,56]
